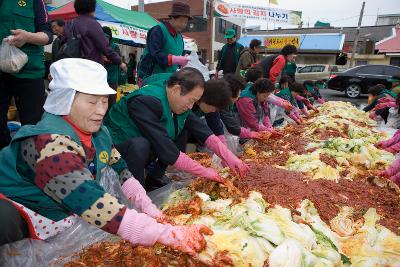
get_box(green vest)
[0,0,45,78]
[382,89,397,98]
[305,84,316,94]
[240,82,256,102]
[0,113,112,221]
[105,42,120,85]
[138,23,184,79]
[217,42,243,71]
[283,61,297,75]
[104,74,190,145]
[276,88,296,107]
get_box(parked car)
[295,64,339,83]
[327,64,400,98]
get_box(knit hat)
[169,1,192,19]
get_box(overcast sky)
[104,0,400,29]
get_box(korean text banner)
[214,1,302,25]
[264,36,299,49]
[97,20,196,51]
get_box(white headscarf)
[44,58,116,115]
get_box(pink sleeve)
[236,98,260,131]
[269,55,286,84]
[386,158,400,177]
[268,94,287,108]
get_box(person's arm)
[269,55,286,84]
[216,46,225,71]
[89,21,122,65]
[147,26,169,67]
[8,0,53,47]
[363,99,378,112]
[29,135,208,253]
[236,98,261,131]
[32,134,127,234]
[127,96,180,165]
[184,112,214,144]
[204,112,225,136]
[220,108,242,136]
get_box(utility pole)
[207,0,215,70]
[138,0,144,12]
[350,1,365,68]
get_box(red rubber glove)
[205,135,249,177]
[173,152,224,182]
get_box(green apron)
[138,23,184,79]
[104,73,190,145]
[0,113,112,221]
[276,87,296,107]
[104,42,120,85]
[0,0,45,78]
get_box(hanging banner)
[214,1,302,25]
[264,36,299,49]
[97,20,197,51]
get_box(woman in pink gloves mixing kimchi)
[0,59,211,255]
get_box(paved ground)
[321,88,368,108]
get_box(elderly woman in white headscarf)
[0,58,211,255]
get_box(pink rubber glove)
[389,172,400,186]
[239,127,262,139]
[205,135,249,177]
[258,124,272,132]
[376,130,400,149]
[289,109,303,124]
[316,98,325,104]
[171,55,189,66]
[369,111,377,120]
[385,158,400,177]
[268,95,294,112]
[301,108,309,116]
[386,142,400,153]
[217,135,227,146]
[122,177,163,219]
[173,152,224,182]
[118,209,211,255]
[158,224,213,256]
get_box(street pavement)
[321,88,367,108]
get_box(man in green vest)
[0,0,53,149]
[216,28,244,77]
[104,68,249,191]
[137,1,191,84]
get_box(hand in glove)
[205,135,249,177]
[118,209,212,255]
[217,135,227,146]
[171,55,189,66]
[173,152,225,183]
[122,177,164,219]
[158,224,213,256]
